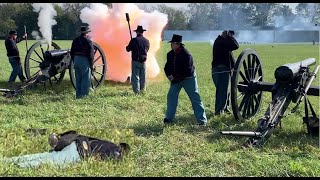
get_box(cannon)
[221,48,319,147]
[0,41,107,97]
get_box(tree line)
[0,3,319,40]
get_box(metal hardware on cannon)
[35,49,70,83]
[220,48,319,147]
[0,41,107,98]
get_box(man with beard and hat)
[5,30,27,88]
[70,26,94,99]
[163,34,207,126]
[126,25,150,94]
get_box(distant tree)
[58,3,90,39]
[52,4,70,39]
[0,18,16,37]
[296,3,320,24]
[186,3,220,30]
[136,3,155,13]
[268,4,295,26]
[13,3,38,37]
[102,3,112,8]
[249,3,276,27]
[217,3,256,30]
[155,4,188,30]
[0,3,17,37]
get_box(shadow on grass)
[0,78,135,104]
[0,79,75,104]
[0,80,15,90]
[133,123,164,137]
[132,114,198,137]
[180,112,257,136]
[264,129,319,149]
[205,118,319,149]
[104,80,131,87]
[104,90,133,97]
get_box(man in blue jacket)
[164,34,207,126]
[211,30,239,115]
[126,25,150,94]
[5,30,27,88]
[70,26,94,99]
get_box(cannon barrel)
[45,49,70,57]
[44,49,70,62]
[221,131,262,137]
[274,58,316,82]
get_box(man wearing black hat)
[70,26,94,99]
[126,25,150,94]
[164,34,207,126]
[5,30,27,88]
[211,30,239,115]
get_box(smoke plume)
[80,3,168,82]
[31,31,42,41]
[32,3,57,48]
[175,3,319,44]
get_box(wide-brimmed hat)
[79,26,91,34]
[168,34,184,46]
[134,25,146,32]
[9,30,17,35]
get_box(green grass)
[0,40,319,176]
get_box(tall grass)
[0,40,319,176]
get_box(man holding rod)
[125,13,150,94]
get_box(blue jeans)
[74,55,91,99]
[212,67,231,114]
[131,61,146,94]
[8,57,26,83]
[2,142,81,168]
[165,72,207,124]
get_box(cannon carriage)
[1,41,107,97]
[25,41,107,89]
[221,48,319,147]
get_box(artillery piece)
[0,41,107,97]
[221,48,319,147]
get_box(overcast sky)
[136,3,299,13]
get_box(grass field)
[0,40,319,177]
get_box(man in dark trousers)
[5,30,27,88]
[126,25,150,94]
[70,26,94,99]
[164,34,207,126]
[211,30,239,115]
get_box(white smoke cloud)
[32,3,57,47]
[31,31,41,41]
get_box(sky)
[136,3,299,13]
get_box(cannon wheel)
[24,41,65,84]
[69,42,107,89]
[231,48,264,121]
